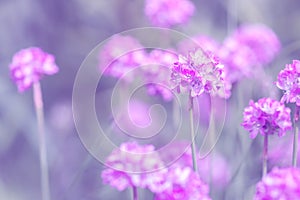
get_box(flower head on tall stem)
[254,167,300,200]
[170,49,225,97]
[242,98,292,139]
[144,0,195,28]
[9,47,59,92]
[277,60,300,106]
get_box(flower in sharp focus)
[254,167,300,200]
[170,49,225,97]
[242,98,292,139]
[276,60,300,106]
[219,24,280,82]
[101,142,166,191]
[99,35,146,82]
[9,47,59,92]
[154,166,211,200]
[177,35,232,99]
[144,0,195,27]
[143,49,177,101]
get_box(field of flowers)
[1,0,300,199]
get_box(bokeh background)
[1,0,300,199]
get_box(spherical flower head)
[219,24,280,82]
[254,167,300,200]
[154,166,211,200]
[170,49,225,97]
[101,142,165,191]
[177,35,232,99]
[276,60,300,106]
[242,98,292,139]
[143,49,177,101]
[144,0,195,27]
[9,47,59,92]
[99,35,146,82]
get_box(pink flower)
[276,60,300,106]
[9,47,59,92]
[178,35,232,99]
[98,35,146,81]
[242,98,292,139]
[154,166,211,200]
[170,49,225,97]
[144,0,195,27]
[254,167,300,200]
[219,24,280,82]
[143,49,177,101]
[101,142,166,191]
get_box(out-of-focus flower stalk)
[33,82,50,200]
[292,107,299,167]
[132,186,138,200]
[262,134,268,177]
[189,91,198,172]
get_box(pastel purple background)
[1,0,300,199]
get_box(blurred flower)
[242,98,292,139]
[170,49,225,97]
[276,60,300,106]
[219,24,280,82]
[254,167,300,200]
[144,0,195,27]
[99,35,146,82]
[101,142,165,191]
[143,49,177,101]
[154,166,211,200]
[9,47,59,92]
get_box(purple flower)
[254,167,300,200]
[144,0,195,27]
[219,24,280,82]
[99,35,146,81]
[242,98,292,139]
[170,49,225,97]
[154,166,211,200]
[276,60,300,106]
[101,142,166,191]
[143,49,177,101]
[9,47,59,92]
[178,35,232,99]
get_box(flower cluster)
[254,167,300,200]
[99,35,147,82]
[170,49,225,97]
[9,47,59,92]
[154,166,211,200]
[101,142,166,191]
[219,24,280,82]
[178,35,232,99]
[242,98,292,139]
[276,60,300,106]
[144,0,195,27]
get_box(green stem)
[189,91,198,172]
[33,82,51,200]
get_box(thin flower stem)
[292,126,298,167]
[262,134,268,177]
[33,82,51,200]
[189,91,198,172]
[132,186,138,200]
